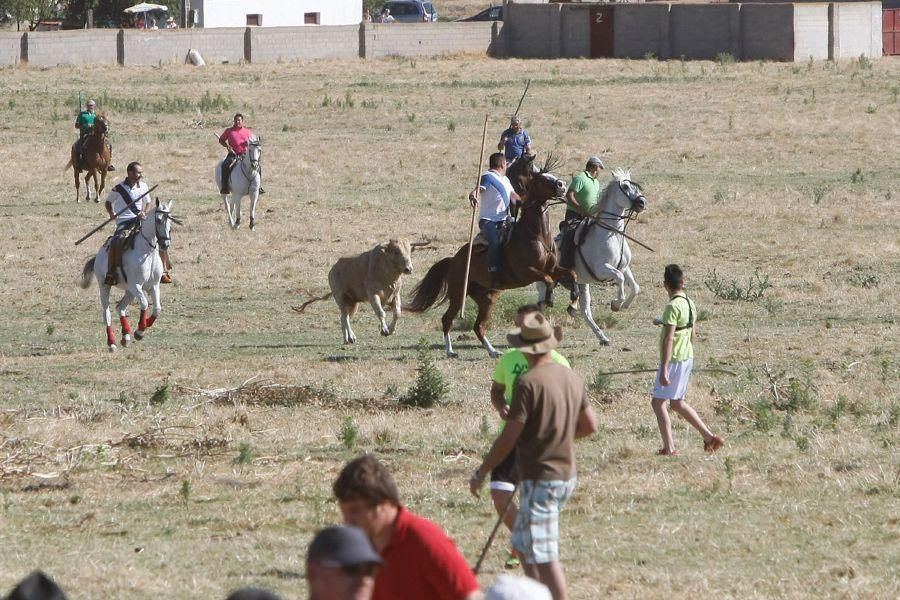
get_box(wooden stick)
[473,483,518,575]
[74,184,159,246]
[596,367,738,376]
[461,114,489,317]
[513,78,531,119]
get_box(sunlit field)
[0,53,897,598]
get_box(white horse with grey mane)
[79,200,177,351]
[215,137,262,229]
[538,168,647,344]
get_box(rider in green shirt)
[557,156,604,299]
[74,99,115,170]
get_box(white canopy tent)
[123,3,168,14]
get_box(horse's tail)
[405,257,453,313]
[292,291,332,314]
[78,258,96,289]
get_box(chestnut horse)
[67,115,112,203]
[406,154,571,358]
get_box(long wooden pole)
[461,114,489,317]
[472,483,518,575]
[596,368,738,376]
[74,184,159,246]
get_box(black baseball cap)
[307,526,383,567]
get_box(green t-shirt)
[569,170,601,215]
[493,349,571,404]
[76,110,96,136]
[659,294,695,363]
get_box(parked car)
[457,5,503,22]
[381,1,438,23]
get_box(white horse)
[214,138,262,230]
[538,168,647,345]
[78,200,177,352]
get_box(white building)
[189,0,363,28]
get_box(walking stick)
[596,368,738,376]
[73,184,159,246]
[473,483,518,575]
[461,114,489,317]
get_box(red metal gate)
[590,6,614,58]
[884,9,900,56]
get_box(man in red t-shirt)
[333,454,484,600]
[218,113,256,194]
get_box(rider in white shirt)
[469,152,521,290]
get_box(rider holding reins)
[74,99,115,171]
[104,162,172,285]
[218,113,264,195]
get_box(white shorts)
[652,358,693,400]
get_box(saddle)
[472,220,513,249]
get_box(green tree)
[1,0,61,31]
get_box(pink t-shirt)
[219,126,253,155]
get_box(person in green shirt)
[555,156,604,303]
[486,304,569,569]
[74,99,115,171]
[651,264,724,456]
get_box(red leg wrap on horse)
[139,310,148,330]
[106,326,116,346]
[147,314,157,328]
[120,315,132,335]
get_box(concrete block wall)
[25,29,118,66]
[503,3,562,58]
[121,28,245,65]
[793,3,829,60]
[363,22,494,59]
[560,4,592,58]
[831,2,881,58]
[741,3,794,60]
[670,4,741,60]
[0,33,22,66]
[248,25,359,62]
[613,4,670,59]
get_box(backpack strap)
[672,294,693,331]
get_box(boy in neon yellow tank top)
[651,264,724,456]
[488,304,569,569]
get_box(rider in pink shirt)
[218,113,262,194]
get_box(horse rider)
[469,152,521,290]
[497,116,533,165]
[104,162,173,286]
[558,156,604,294]
[218,113,264,195]
[74,99,115,171]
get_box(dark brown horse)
[406,154,572,357]
[66,115,111,203]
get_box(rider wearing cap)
[218,113,263,195]
[558,156,604,292]
[74,99,115,171]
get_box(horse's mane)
[592,167,633,217]
[539,152,561,174]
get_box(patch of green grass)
[399,339,449,408]
[340,417,359,449]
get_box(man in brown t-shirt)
[470,313,598,600]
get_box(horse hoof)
[610,302,622,312]
[488,351,502,359]
[121,334,131,347]
[447,351,459,359]
[134,329,145,341]
[567,305,579,318]
[381,329,390,337]
[109,344,117,353]
[249,219,255,230]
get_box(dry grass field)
[0,53,898,599]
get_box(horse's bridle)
[239,142,262,179]
[139,210,173,250]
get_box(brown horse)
[406,154,572,358]
[66,115,111,203]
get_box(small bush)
[752,398,775,432]
[340,417,360,449]
[850,168,864,184]
[234,442,253,465]
[150,381,170,406]
[399,340,449,408]
[703,268,770,302]
[180,480,191,505]
[849,265,878,289]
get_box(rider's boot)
[105,242,119,286]
[221,160,232,194]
